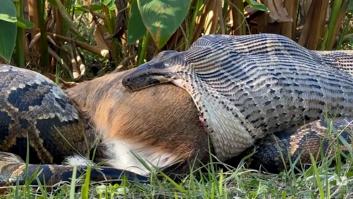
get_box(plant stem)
[37,0,49,71]
[138,33,150,65]
[14,0,25,67]
[320,0,348,50]
[230,0,245,35]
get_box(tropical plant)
[0,0,352,81]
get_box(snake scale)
[123,33,353,163]
[2,33,353,184]
[0,65,147,185]
[0,65,92,163]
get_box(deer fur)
[66,70,209,175]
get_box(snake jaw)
[122,66,174,91]
[122,51,186,91]
[122,73,162,91]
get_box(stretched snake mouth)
[122,62,175,91]
[123,74,162,91]
[122,50,185,91]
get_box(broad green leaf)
[127,0,146,44]
[0,0,17,62]
[245,0,269,12]
[137,0,192,49]
[0,0,16,23]
[0,20,17,62]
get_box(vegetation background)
[1,0,353,198]
[1,0,352,83]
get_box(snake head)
[122,50,185,91]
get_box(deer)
[66,70,210,176]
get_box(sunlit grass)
[4,163,353,198]
[2,119,353,198]
[3,135,353,198]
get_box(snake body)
[2,33,353,184]
[0,64,147,185]
[0,64,93,163]
[122,33,353,161]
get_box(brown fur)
[66,70,209,167]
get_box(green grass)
[1,165,353,198]
[3,130,353,198]
[3,158,353,198]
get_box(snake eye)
[122,76,134,89]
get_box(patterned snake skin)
[0,152,147,186]
[0,65,92,163]
[2,32,353,184]
[122,33,353,162]
[0,65,147,185]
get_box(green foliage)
[48,0,82,38]
[15,17,33,29]
[81,166,92,199]
[0,0,17,23]
[137,0,192,49]
[102,0,116,10]
[349,0,353,11]
[0,0,17,63]
[0,0,351,71]
[245,0,269,12]
[69,166,78,199]
[320,0,349,50]
[127,0,146,44]
[3,122,353,197]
